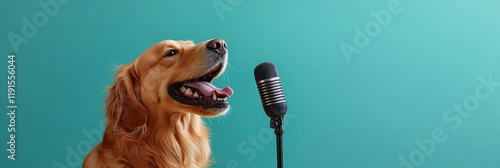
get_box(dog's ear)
[106,64,147,130]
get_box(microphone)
[254,62,288,119]
[254,62,287,168]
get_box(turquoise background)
[1,0,500,167]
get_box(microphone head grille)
[254,62,278,81]
[257,77,286,106]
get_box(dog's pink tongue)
[184,82,233,97]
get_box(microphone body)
[254,62,287,168]
[254,62,287,119]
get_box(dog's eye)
[164,50,178,57]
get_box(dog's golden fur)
[83,39,230,168]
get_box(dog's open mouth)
[168,64,233,110]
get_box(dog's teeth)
[212,94,217,100]
[222,97,227,101]
[193,92,199,98]
[185,88,193,95]
[180,86,187,92]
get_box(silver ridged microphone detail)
[256,77,286,106]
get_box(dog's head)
[106,39,233,129]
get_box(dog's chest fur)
[97,113,211,168]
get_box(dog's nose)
[206,39,227,55]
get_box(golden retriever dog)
[83,38,233,168]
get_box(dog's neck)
[102,112,211,168]
[153,112,211,168]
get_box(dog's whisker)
[226,63,235,71]
[218,115,227,124]
[205,118,215,126]
[109,60,123,69]
[98,88,107,98]
[222,72,229,84]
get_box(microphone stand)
[270,116,284,168]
